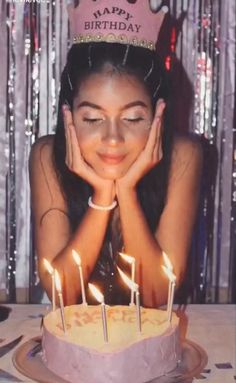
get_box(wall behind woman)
[0,0,235,303]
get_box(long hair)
[53,42,173,303]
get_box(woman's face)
[72,68,163,180]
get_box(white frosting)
[42,305,181,383]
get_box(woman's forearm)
[117,187,169,307]
[38,190,113,305]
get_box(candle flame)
[117,266,139,292]
[119,252,135,265]
[72,249,81,266]
[162,265,176,283]
[162,252,173,271]
[88,283,104,303]
[43,258,54,275]
[54,269,62,293]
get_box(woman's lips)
[98,153,126,165]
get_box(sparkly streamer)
[23,1,41,301]
[231,147,236,302]
[0,3,8,297]
[169,0,236,303]
[6,2,17,302]
[0,0,69,303]
[0,0,235,303]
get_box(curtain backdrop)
[0,0,235,303]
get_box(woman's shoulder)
[29,134,66,209]
[170,134,203,182]
[172,133,202,156]
[29,134,58,186]
[29,134,54,159]
[172,133,203,163]
[29,134,55,169]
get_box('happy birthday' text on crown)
[67,0,168,51]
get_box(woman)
[29,41,202,307]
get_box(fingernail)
[63,103,71,112]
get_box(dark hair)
[53,42,173,303]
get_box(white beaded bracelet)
[88,196,117,211]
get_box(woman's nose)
[101,120,124,145]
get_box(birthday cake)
[42,305,181,383]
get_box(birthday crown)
[67,0,168,51]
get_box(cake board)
[13,337,207,383]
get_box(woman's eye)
[123,117,144,123]
[83,118,104,125]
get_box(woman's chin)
[97,173,120,181]
[95,167,126,180]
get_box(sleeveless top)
[84,208,131,305]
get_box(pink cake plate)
[13,337,208,383]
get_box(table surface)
[0,304,235,383]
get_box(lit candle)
[162,252,174,317]
[162,252,174,271]
[162,265,176,323]
[119,252,136,305]
[72,249,87,305]
[168,278,176,323]
[43,258,56,311]
[88,283,108,343]
[54,269,66,333]
[117,266,141,333]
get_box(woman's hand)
[63,105,115,204]
[116,106,164,195]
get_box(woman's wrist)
[92,187,115,207]
[116,181,137,203]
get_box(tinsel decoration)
[0,0,235,303]
[6,2,17,302]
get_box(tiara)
[67,0,168,51]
